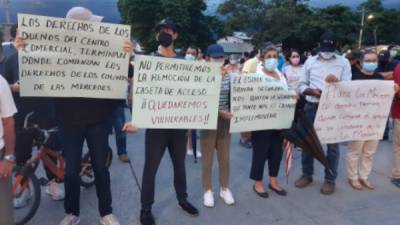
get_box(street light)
[358,7,375,49]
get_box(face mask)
[158,32,173,47]
[229,59,238,65]
[264,58,278,71]
[319,52,334,60]
[185,54,196,61]
[390,50,397,58]
[290,57,300,65]
[363,62,378,72]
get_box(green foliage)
[218,0,400,51]
[118,0,222,52]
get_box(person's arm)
[298,59,321,97]
[2,116,15,156]
[382,71,393,80]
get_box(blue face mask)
[185,54,196,61]
[390,50,397,58]
[363,62,378,72]
[264,58,278,71]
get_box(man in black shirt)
[139,19,199,225]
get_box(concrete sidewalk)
[28,130,400,225]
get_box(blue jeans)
[59,121,112,217]
[301,102,339,182]
[112,104,127,155]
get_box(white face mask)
[319,52,334,60]
[185,54,196,61]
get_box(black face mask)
[158,32,173,47]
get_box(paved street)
[27,116,400,225]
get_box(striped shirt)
[219,73,231,112]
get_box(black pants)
[250,130,283,180]
[59,121,112,217]
[141,129,188,210]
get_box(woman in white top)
[251,46,290,198]
[282,49,304,93]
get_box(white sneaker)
[100,214,121,225]
[46,180,65,201]
[220,188,235,206]
[195,151,202,158]
[203,190,215,208]
[187,149,194,156]
[59,214,80,225]
[13,188,32,209]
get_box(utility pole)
[358,7,365,49]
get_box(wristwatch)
[4,154,16,163]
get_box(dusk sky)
[0,0,399,24]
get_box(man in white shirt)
[295,31,352,195]
[0,74,17,225]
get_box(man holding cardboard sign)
[296,31,352,195]
[16,7,133,225]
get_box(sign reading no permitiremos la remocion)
[18,13,131,99]
[314,80,395,144]
[229,73,296,133]
[132,55,222,130]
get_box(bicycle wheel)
[12,167,41,225]
[80,148,113,188]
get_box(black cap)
[207,44,225,58]
[155,18,177,32]
[378,50,390,61]
[319,31,336,52]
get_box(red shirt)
[392,64,400,118]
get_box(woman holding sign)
[200,44,235,208]
[347,51,399,191]
[250,46,289,198]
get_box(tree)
[118,0,222,52]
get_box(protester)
[391,63,400,188]
[1,24,17,59]
[239,50,258,149]
[376,50,397,140]
[282,49,303,93]
[110,102,130,163]
[4,26,64,204]
[296,31,352,195]
[346,50,362,77]
[138,19,198,225]
[224,54,241,74]
[185,46,201,158]
[0,45,4,76]
[388,45,399,64]
[0,74,17,225]
[200,44,235,207]
[251,45,289,198]
[15,6,134,225]
[347,51,398,190]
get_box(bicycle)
[12,113,113,225]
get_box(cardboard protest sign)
[18,13,131,99]
[229,73,296,133]
[314,80,395,144]
[132,55,221,129]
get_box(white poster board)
[132,55,221,129]
[18,13,131,99]
[314,80,395,144]
[229,73,296,133]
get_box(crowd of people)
[1,6,400,225]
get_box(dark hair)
[10,24,17,39]
[240,58,245,64]
[346,50,362,62]
[285,49,300,63]
[362,50,378,61]
[388,45,397,51]
[249,50,258,58]
[186,46,198,56]
[260,45,278,59]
